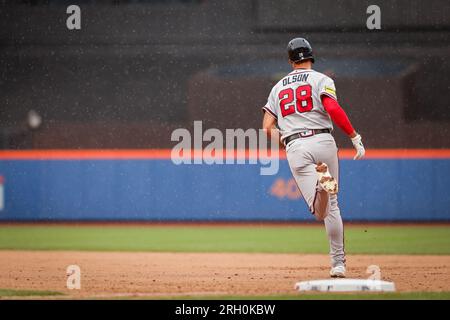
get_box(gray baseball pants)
[285,132,346,268]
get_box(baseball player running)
[262,38,365,278]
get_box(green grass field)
[0,289,63,297]
[0,224,449,254]
[150,292,450,300]
[1,224,449,299]
[1,290,450,300]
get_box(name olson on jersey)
[282,73,309,86]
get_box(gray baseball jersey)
[262,68,338,140]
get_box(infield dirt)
[0,251,449,298]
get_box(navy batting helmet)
[287,38,315,63]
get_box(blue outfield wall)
[0,158,449,221]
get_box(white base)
[295,279,396,292]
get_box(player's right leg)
[286,136,346,276]
[312,137,346,276]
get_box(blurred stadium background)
[0,0,449,221]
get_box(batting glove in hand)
[351,134,365,160]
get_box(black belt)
[283,129,331,145]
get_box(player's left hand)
[351,134,365,160]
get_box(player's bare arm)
[262,110,277,136]
[262,111,284,149]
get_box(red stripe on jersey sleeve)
[262,106,278,119]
